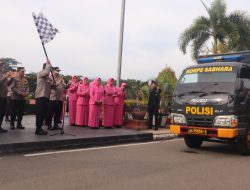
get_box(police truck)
[168,51,250,154]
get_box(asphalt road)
[0,139,249,190]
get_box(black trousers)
[5,96,11,119]
[36,97,49,129]
[46,100,63,126]
[0,97,7,126]
[148,107,159,129]
[10,99,25,126]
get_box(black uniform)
[35,63,51,135]
[0,67,9,133]
[10,76,29,129]
[5,78,15,121]
[0,75,7,133]
[45,75,64,130]
[148,87,161,130]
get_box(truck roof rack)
[197,51,250,64]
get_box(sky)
[1,0,250,81]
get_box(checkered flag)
[32,12,59,44]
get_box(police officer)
[0,61,12,133]
[35,59,52,135]
[10,67,29,130]
[148,80,161,131]
[5,72,15,122]
[46,67,65,130]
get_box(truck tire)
[184,135,203,148]
[238,128,250,155]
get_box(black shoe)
[0,127,8,133]
[47,125,53,131]
[16,125,25,130]
[90,127,100,129]
[10,124,15,130]
[115,125,122,128]
[52,125,60,130]
[35,128,48,135]
[154,128,158,131]
[104,126,113,129]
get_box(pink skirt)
[102,105,114,127]
[114,105,124,126]
[88,104,101,128]
[75,104,89,126]
[69,100,77,125]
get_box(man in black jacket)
[148,80,161,131]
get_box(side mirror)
[164,83,170,94]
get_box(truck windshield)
[179,66,237,84]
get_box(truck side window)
[240,67,250,80]
[239,68,250,102]
[240,68,250,88]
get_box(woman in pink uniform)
[114,83,126,128]
[88,78,104,128]
[68,76,78,126]
[102,78,116,128]
[75,77,90,127]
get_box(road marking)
[24,141,161,157]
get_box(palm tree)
[179,0,250,60]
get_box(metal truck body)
[170,51,250,154]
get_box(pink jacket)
[77,80,90,105]
[68,76,78,101]
[103,78,116,106]
[114,83,126,106]
[89,78,104,105]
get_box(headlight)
[213,115,238,127]
[170,113,186,124]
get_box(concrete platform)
[0,116,153,155]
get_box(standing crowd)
[0,59,161,135]
[0,60,127,135]
[0,60,29,133]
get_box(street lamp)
[116,0,126,87]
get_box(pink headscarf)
[81,77,89,85]
[106,78,114,87]
[95,77,101,86]
[71,75,78,84]
[90,77,101,87]
[121,82,127,88]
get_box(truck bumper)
[170,125,238,139]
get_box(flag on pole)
[32,12,59,44]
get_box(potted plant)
[124,82,150,130]
[156,66,177,127]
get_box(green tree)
[0,58,21,72]
[141,85,150,105]
[179,0,250,60]
[156,66,177,113]
[25,72,37,98]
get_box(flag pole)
[116,0,126,87]
[41,42,56,83]
[42,42,49,58]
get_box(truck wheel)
[238,129,250,155]
[184,135,203,148]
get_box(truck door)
[239,67,250,123]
